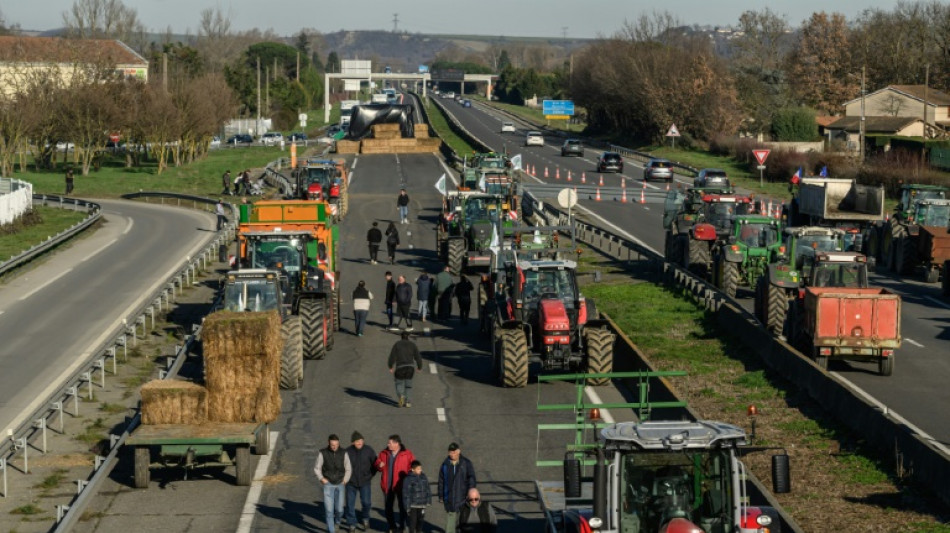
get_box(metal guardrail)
[0,195,101,277]
[428,94,494,166]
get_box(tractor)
[291,158,349,222]
[663,188,754,277]
[437,192,517,273]
[221,269,303,390]
[880,184,950,282]
[711,215,783,298]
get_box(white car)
[525,131,545,147]
[261,132,283,146]
[501,122,516,134]
[443,91,455,99]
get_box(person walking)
[438,442,477,533]
[395,275,413,330]
[374,435,415,533]
[415,272,431,322]
[402,460,431,533]
[388,331,422,408]
[233,170,243,194]
[215,199,228,231]
[314,434,353,533]
[456,488,497,533]
[344,432,376,532]
[367,222,383,264]
[454,275,474,325]
[384,272,396,329]
[221,169,232,195]
[64,167,74,195]
[396,188,410,224]
[352,281,373,337]
[435,266,455,320]
[242,169,252,195]
[385,222,400,265]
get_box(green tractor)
[754,226,850,335]
[880,184,950,282]
[437,192,516,273]
[663,188,755,277]
[711,215,783,298]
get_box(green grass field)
[0,206,88,261]
[426,99,475,155]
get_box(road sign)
[300,119,307,127]
[298,113,307,122]
[757,165,766,170]
[557,188,578,209]
[544,115,570,120]
[666,124,681,137]
[753,149,770,165]
[109,133,120,143]
[543,100,575,116]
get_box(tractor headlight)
[588,517,603,529]
[756,514,772,526]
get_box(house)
[0,36,147,97]
[824,116,924,151]
[842,84,950,138]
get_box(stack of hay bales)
[413,124,430,138]
[335,140,360,154]
[140,380,208,425]
[371,123,402,140]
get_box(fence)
[0,178,33,225]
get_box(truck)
[879,184,950,282]
[787,178,885,259]
[785,285,901,375]
[237,200,340,360]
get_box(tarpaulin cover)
[345,104,415,140]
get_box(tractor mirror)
[771,454,791,494]
[563,454,582,498]
[318,242,328,261]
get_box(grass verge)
[469,95,586,133]
[0,206,88,262]
[425,99,475,155]
[582,279,949,532]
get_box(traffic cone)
[621,178,626,189]
[567,170,572,182]
[581,172,586,183]
[640,188,646,204]
[599,174,604,186]
[544,167,549,178]
[556,168,560,180]
[595,188,602,201]
[665,181,670,191]
[767,199,772,216]
[621,188,628,203]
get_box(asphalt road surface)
[444,97,950,449]
[0,200,217,438]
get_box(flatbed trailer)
[127,422,269,488]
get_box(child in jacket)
[402,460,431,533]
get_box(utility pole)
[392,13,399,33]
[274,57,278,82]
[162,53,168,92]
[256,57,261,137]
[265,66,270,113]
[296,52,300,82]
[923,64,930,138]
[859,66,866,161]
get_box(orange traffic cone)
[621,188,627,203]
[621,178,626,189]
[557,168,562,180]
[544,167,549,178]
[599,174,604,186]
[596,188,602,201]
[567,170,572,182]
[665,181,670,191]
[640,188,646,204]
[581,172,586,183]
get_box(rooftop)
[826,115,921,133]
[0,36,146,66]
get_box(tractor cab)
[296,159,343,201]
[807,252,869,289]
[223,269,285,314]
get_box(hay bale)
[202,311,282,423]
[414,124,429,135]
[140,380,208,425]
[335,140,361,154]
[372,123,401,133]
[372,130,401,140]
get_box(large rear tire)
[895,235,917,275]
[765,282,789,336]
[280,317,303,390]
[585,328,615,386]
[879,355,894,376]
[669,234,685,268]
[884,223,907,272]
[448,238,465,274]
[687,238,710,278]
[235,446,251,486]
[499,329,529,388]
[721,260,739,299]
[300,299,327,360]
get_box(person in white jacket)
[352,280,373,336]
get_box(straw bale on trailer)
[202,311,282,423]
[140,380,208,425]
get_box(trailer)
[127,422,269,488]
[790,178,885,258]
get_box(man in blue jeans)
[396,189,410,224]
[344,431,376,531]
[315,434,352,533]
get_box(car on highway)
[209,136,221,149]
[561,139,584,157]
[643,158,673,181]
[694,168,731,188]
[226,134,254,145]
[597,152,624,173]
[462,99,472,107]
[261,132,283,146]
[286,132,308,142]
[501,122,516,134]
[443,91,455,99]
[525,131,545,147]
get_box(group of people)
[314,434,496,533]
[221,169,256,196]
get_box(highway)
[0,200,217,438]
[442,97,950,448]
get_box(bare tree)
[62,0,146,52]
[788,12,858,115]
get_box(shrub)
[771,107,820,142]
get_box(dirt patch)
[259,473,298,486]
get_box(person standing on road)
[385,222,400,265]
[436,266,455,320]
[438,442,477,533]
[64,167,74,195]
[388,331,422,408]
[233,171,243,194]
[367,222,383,264]
[416,272,431,322]
[314,434,352,533]
[395,275,414,330]
[352,281,372,337]
[456,488,497,533]
[402,460,431,533]
[384,271,396,329]
[221,169,232,195]
[397,188,410,224]
[215,199,228,231]
[344,431,376,532]
[374,435,416,533]
[454,275,474,325]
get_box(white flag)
[490,224,500,254]
[511,154,522,171]
[477,172,486,192]
[435,173,447,196]
[534,229,542,244]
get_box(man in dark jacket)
[314,434,353,533]
[384,271,396,329]
[438,442,477,533]
[454,275,474,325]
[366,222,382,264]
[416,272,431,322]
[397,188,410,224]
[344,431,376,531]
[435,266,455,320]
[394,275,413,330]
[388,331,422,408]
[457,488,497,533]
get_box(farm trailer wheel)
[585,328,615,386]
[255,424,270,456]
[499,329,529,388]
[235,445,251,486]
[134,446,150,489]
[448,239,465,274]
[280,316,303,390]
[300,299,327,360]
[879,355,894,376]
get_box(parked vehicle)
[525,131,545,147]
[286,132,308,142]
[501,122,516,133]
[693,168,730,188]
[596,152,623,173]
[261,132,283,146]
[643,158,673,181]
[226,134,254,145]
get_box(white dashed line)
[905,338,924,348]
[429,363,438,374]
[436,407,447,422]
[924,296,950,310]
[351,157,359,170]
[18,268,72,301]
[236,431,279,533]
[122,218,134,235]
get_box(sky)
[3,0,905,38]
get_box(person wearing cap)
[314,434,353,533]
[344,431,377,531]
[438,442,477,533]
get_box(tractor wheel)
[765,282,790,336]
[687,238,710,278]
[448,239,465,274]
[924,266,939,284]
[895,235,917,275]
[436,229,448,263]
[254,424,270,456]
[490,324,501,378]
[815,353,829,371]
[134,447,150,488]
[754,277,764,322]
[499,329,529,388]
[879,355,894,376]
[783,301,805,347]
[864,228,881,262]
[669,234,685,268]
[720,260,739,299]
[279,316,303,390]
[884,223,907,272]
[584,328,615,386]
[300,299,327,360]
[234,446,251,486]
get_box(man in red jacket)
[375,434,415,533]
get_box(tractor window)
[522,269,576,309]
[464,198,490,221]
[251,242,301,273]
[224,281,279,312]
[812,262,867,288]
[797,235,840,257]
[738,224,778,247]
[916,204,950,226]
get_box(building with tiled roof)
[843,84,950,136]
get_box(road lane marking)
[924,296,950,310]
[236,431,279,533]
[438,159,460,186]
[81,238,118,262]
[583,387,615,423]
[18,268,72,301]
[351,156,359,170]
[429,363,438,374]
[905,338,924,348]
[122,218,134,235]
[436,407,447,422]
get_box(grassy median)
[0,206,88,262]
[425,98,475,156]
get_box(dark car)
[561,139,584,157]
[286,132,308,142]
[597,152,623,173]
[643,158,673,181]
[693,168,731,189]
[226,134,254,145]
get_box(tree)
[787,12,859,115]
[294,31,310,58]
[771,107,819,141]
[730,8,794,135]
[326,51,341,73]
[61,0,146,52]
[498,50,511,70]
